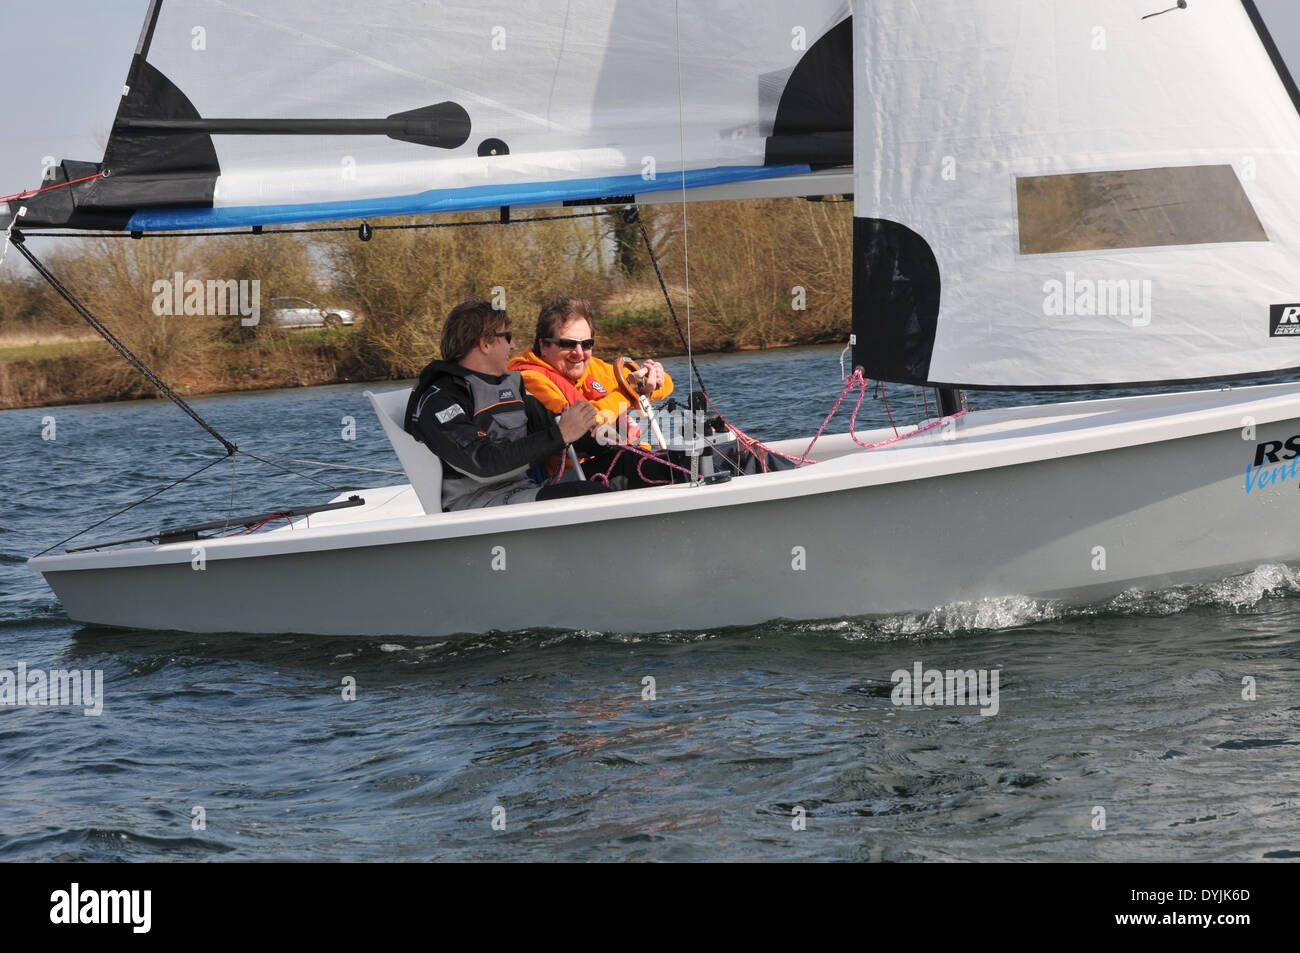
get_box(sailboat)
[15,0,1300,637]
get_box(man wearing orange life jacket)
[509,295,675,481]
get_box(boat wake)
[375,562,1300,654]
[1103,563,1300,615]
[787,562,1300,642]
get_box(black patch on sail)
[8,57,219,229]
[92,58,221,213]
[764,18,852,168]
[851,218,942,384]
[5,1,175,229]
[18,58,222,229]
[5,160,134,231]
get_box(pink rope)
[880,380,899,435]
[798,368,969,459]
[568,440,693,488]
[795,371,864,465]
[699,389,805,470]
[849,381,967,450]
[590,446,626,486]
[624,442,693,484]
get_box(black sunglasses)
[492,330,513,343]
[543,336,595,351]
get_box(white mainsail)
[851,0,1300,388]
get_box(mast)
[934,387,964,417]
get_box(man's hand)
[558,400,599,442]
[632,359,666,397]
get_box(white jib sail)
[118,0,850,229]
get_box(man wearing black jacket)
[404,297,607,510]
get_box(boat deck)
[277,379,1300,533]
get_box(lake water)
[1,346,1297,861]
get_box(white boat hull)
[30,382,1300,637]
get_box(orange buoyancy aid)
[509,349,673,421]
[508,349,674,471]
[509,350,610,410]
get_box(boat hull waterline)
[29,383,1300,637]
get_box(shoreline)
[0,328,841,412]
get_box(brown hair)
[441,297,508,363]
[535,295,595,352]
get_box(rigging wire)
[226,451,238,532]
[9,229,373,550]
[672,0,696,483]
[12,207,622,553]
[234,449,343,490]
[636,214,705,393]
[10,232,238,456]
[35,454,231,556]
[41,447,353,553]
[283,458,404,475]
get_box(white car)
[269,297,356,329]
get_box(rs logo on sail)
[1270,304,1300,336]
[1245,434,1300,492]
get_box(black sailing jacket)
[404,359,565,482]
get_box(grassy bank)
[0,198,852,410]
[0,311,734,409]
[0,332,105,363]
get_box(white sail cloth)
[122,0,849,228]
[852,0,1300,388]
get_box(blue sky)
[3,0,1300,211]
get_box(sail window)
[1016,165,1267,255]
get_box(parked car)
[268,297,356,329]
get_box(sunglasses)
[492,330,513,343]
[543,337,595,351]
